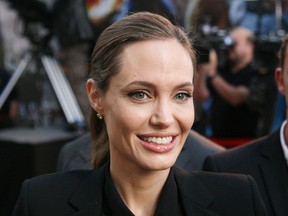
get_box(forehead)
[231,29,247,41]
[110,39,194,86]
[123,39,191,64]
[123,39,192,75]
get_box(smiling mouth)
[139,136,173,144]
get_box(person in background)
[13,12,267,216]
[228,0,285,134]
[204,34,288,216]
[184,0,231,137]
[205,27,262,139]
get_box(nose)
[150,99,174,128]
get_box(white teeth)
[142,136,172,144]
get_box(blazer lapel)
[174,167,220,216]
[260,129,288,216]
[70,202,102,216]
[181,202,220,216]
[68,164,108,216]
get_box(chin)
[142,156,177,171]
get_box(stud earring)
[96,113,103,119]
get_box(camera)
[5,0,53,45]
[194,26,235,67]
[254,31,284,70]
[5,0,51,23]
[194,23,284,71]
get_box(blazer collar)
[260,128,288,216]
[68,163,108,216]
[174,167,220,216]
[261,128,283,158]
[67,164,219,216]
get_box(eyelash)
[174,92,193,101]
[128,91,193,101]
[128,91,149,100]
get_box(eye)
[174,92,192,101]
[128,91,149,100]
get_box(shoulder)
[186,130,225,153]
[21,162,108,195]
[207,135,267,161]
[13,165,108,215]
[18,167,106,203]
[59,133,91,155]
[57,133,91,171]
[173,167,267,215]
[175,166,255,188]
[174,167,259,198]
[203,130,281,173]
[12,170,94,215]
[202,139,264,172]
[23,170,93,194]
[192,170,257,191]
[209,128,280,161]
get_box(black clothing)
[208,63,259,138]
[204,128,288,216]
[13,162,267,215]
[103,166,184,216]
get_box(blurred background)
[0,0,287,215]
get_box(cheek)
[105,104,149,134]
[177,103,195,130]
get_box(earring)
[96,113,103,119]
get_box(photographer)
[205,27,264,139]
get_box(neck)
[110,161,170,216]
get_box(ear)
[86,79,104,114]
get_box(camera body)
[195,27,235,67]
[195,25,283,71]
[5,0,54,45]
[5,0,51,23]
[254,32,284,70]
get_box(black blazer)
[204,128,288,216]
[13,163,267,216]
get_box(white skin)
[87,39,194,216]
[275,46,288,147]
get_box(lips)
[139,135,175,153]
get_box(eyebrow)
[127,81,194,89]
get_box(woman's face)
[95,39,194,172]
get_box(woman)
[13,12,267,216]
